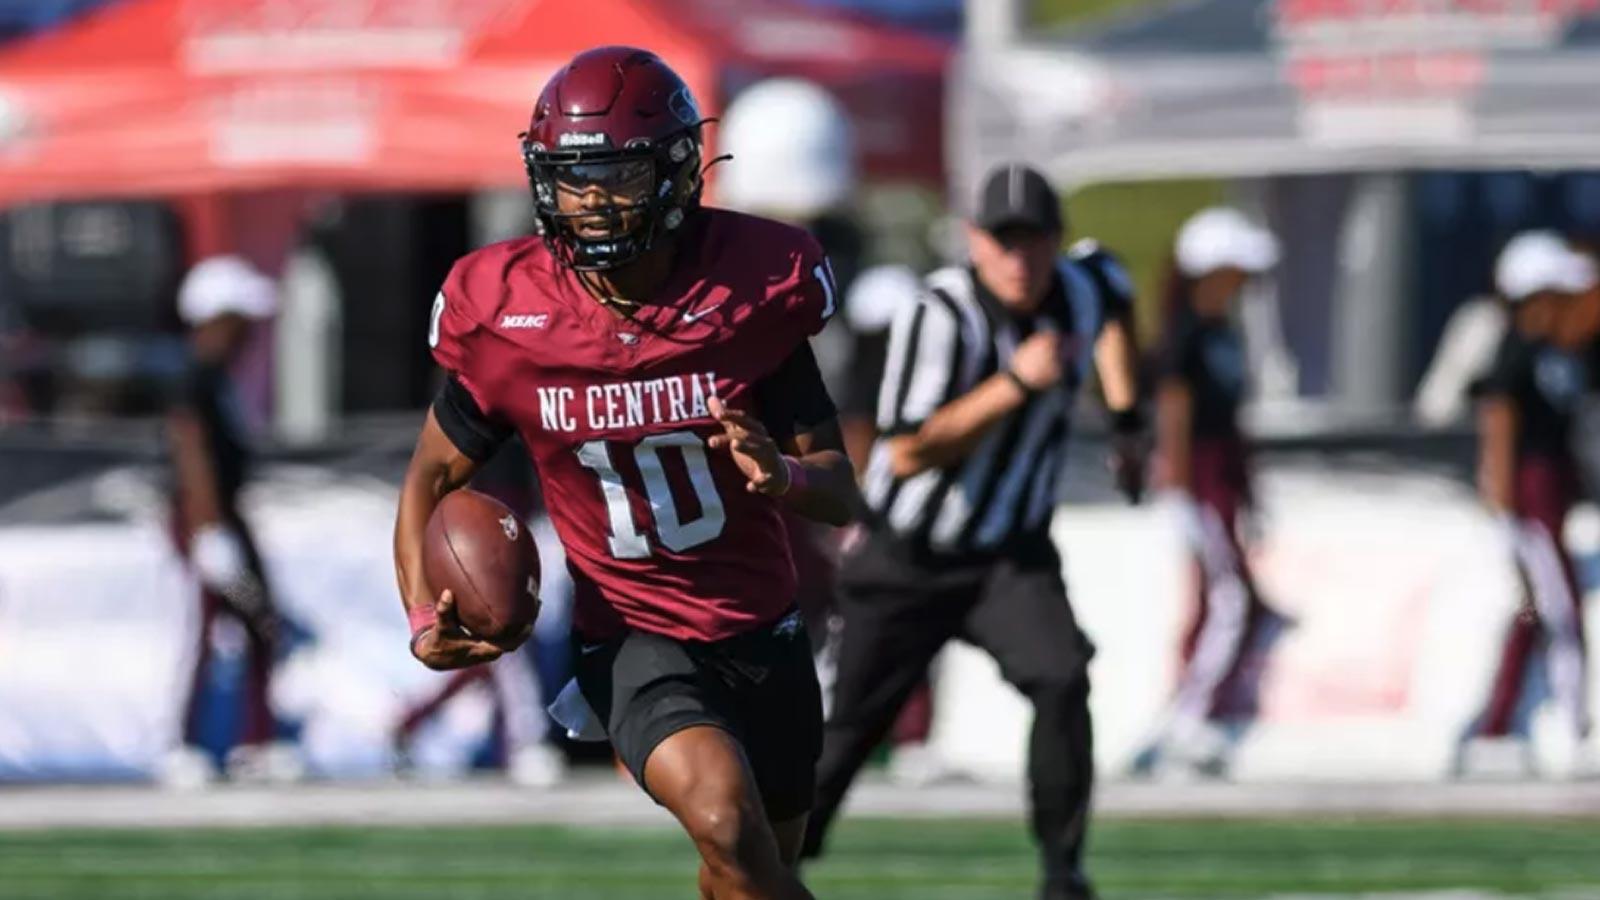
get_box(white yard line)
[1,777,1598,831]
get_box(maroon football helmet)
[521,47,707,271]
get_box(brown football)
[421,490,541,646]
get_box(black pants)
[801,533,1096,897]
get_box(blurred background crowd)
[4,0,1600,797]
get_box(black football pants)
[800,532,1096,895]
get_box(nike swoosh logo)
[681,302,725,324]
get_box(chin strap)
[700,153,732,180]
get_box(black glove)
[1109,408,1148,505]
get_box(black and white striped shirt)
[861,240,1134,556]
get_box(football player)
[165,255,298,787]
[1456,231,1597,775]
[393,47,859,899]
[1131,208,1290,778]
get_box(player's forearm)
[889,375,1029,477]
[840,416,877,474]
[780,450,859,526]
[394,484,439,614]
[394,418,478,611]
[168,410,225,528]
[1155,380,1193,491]
[1476,398,1517,512]
[1095,318,1140,414]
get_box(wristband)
[779,456,808,496]
[1004,369,1036,397]
[408,603,438,643]
[1111,407,1146,436]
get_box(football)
[421,489,541,646]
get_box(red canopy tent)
[0,0,949,206]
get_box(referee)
[799,163,1143,900]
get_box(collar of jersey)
[967,264,1067,332]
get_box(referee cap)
[974,163,1062,234]
[1495,231,1598,303]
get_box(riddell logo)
[558,132,608,148]
[500,314,548,329]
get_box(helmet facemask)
[522,129,704,271]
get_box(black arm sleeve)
[432,374,514,462]
[755,342,839,440]
[1470,335,1527,400]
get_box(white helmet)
[717,78,856,221]
[1175,207,1279,278]
[178,255,278,326]
[1495,230,1598,302]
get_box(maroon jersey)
[429,209,838,642]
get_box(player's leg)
[1127,555,1210,778]
[181,588,219,747]
[725,610,824,871]
[964,540,1096,900]
[695,817,808,898]
[577,629,811,899]
[168,505,214,746]
[1197,489,1286,725]
[228,514,279,748]
[696,814,809,897]
[645,725,812,900]
[1479,601,1540,738]
[1455,470,1551,776]
[801,545,971,860]
[1520,520,1590,738]
[1169,497,1252,735]
[157,505,222,787]
[1513,464,1590,740]
[769,815,809,866]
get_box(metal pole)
[967,0,1025,49]
[1331,173,1410,416]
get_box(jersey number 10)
[575,430,726,559]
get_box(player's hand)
[192,523,278,634]
[192,523,248,594]
[707,396,790,496]
[1108,432,1148,505]
[1009,331,1064,391]
[410,590,506,670]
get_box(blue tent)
[0,0,118,41]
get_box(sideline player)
[392,47,860,899]
[799,164,1145,900]
[1456,231,1597,776]
[1129,208,1291,779]
[164,255,298,787]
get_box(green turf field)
[4,818,1599,899]
[1035,0,1161,30]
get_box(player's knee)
[681,792,756,874]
